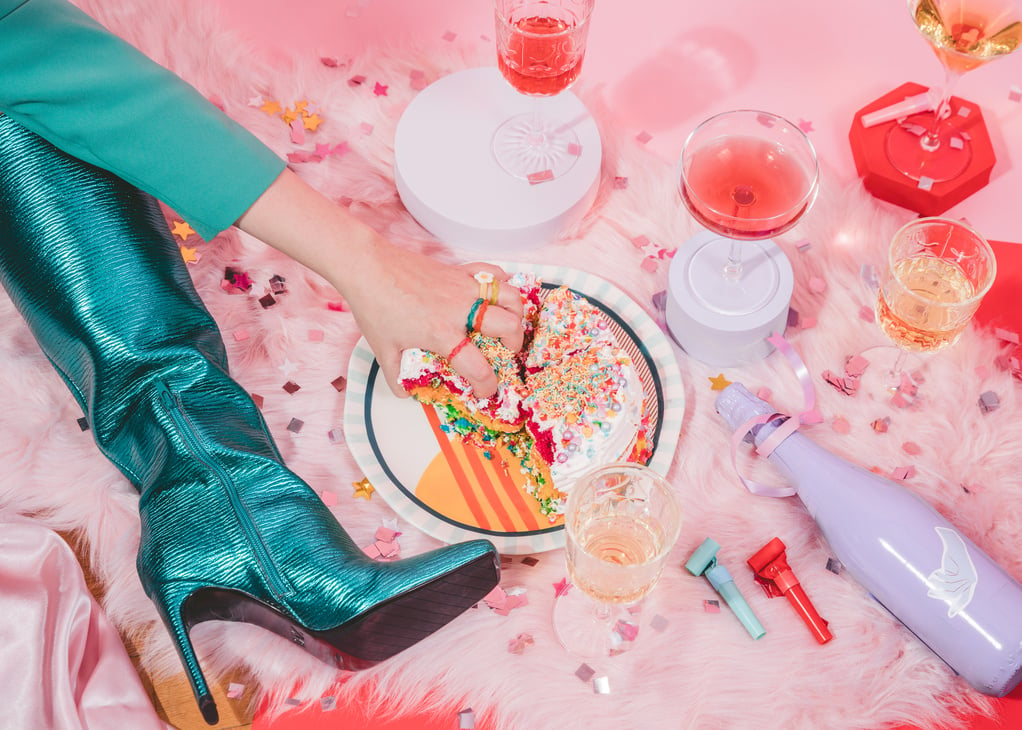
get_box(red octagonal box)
[849,81,996,216]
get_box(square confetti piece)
[917,176,934,191]
[949,136,964,150]
[593,676,611,695]
[328,428,344,444]
[282,381,301,395]
[458,708,476,729]
[320,490,338,506]
[521,556,539,566]
[527,169,554,185]
[348,74,366,86]
[651,614,669,632]
[259,293,276,309]
[227,683,245,699]
[77,417,90,432]
[703,599,721,613]
[630,234,650,249]
[320,696,337,711]
[443,30,458,41]
[613,176,629,189]
[979,390,1000,413]
[233,328,250,342]
[635,130,653,144]
[508,633,534,654]
[826,558,843,575]
[251,393,264,409]
[331,376,347,392]
[287,418,304,433]
[575,663,596,682]
[285,698,302,707]
[360,122,374,136]
[651,290,667,312]
[1010,86,1022,103]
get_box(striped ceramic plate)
[343,263,685,554]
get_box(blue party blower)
[685,537,766,640]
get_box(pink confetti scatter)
[845,354,870,378]
[227,683,245,699]
[1010,86,1022,103]
[796,239,812,252]
[320,490,338,506]
[359,122,374,136]
[630,234,650,249]
[508,633,535,655]
[858,305,876,323]
[902,441,922,455]
[994,327,1020,344]
[527,169,554,185]
[615,619,639,641]
[871,417,890,433]
[373,82,389,96]
[703,599,721,613]
[348,74,367,86]
[635,130,653,144]
[641,256,659,273]
[290,118,306,145]
[613,176,629,189]
[442,30,458,41]
[458,708,475,729]
[553,577,572,597]
[808,276,827,294]
[800,316,817,329]
[233,328,249,342]
[917,176,934,191]
[891,465,916,480]
[832,415,851,434]
[320,57,342,68]
[798,119,814,133]
[566,142,583,156]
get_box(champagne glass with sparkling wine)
[672,110,818,363]
[493,0,594,180]
[553,463,682,659]
[885,0,1022,183]
[870,216,996,395]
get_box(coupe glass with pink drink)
[676,110,819,322]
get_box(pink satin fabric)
[0,514,167,729]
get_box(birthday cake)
[398,275,650,519]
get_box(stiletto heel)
[155,582,220,726]
[0,114,501,725]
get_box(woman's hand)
[236,169,525,398]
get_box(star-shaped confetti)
[179,246,199,264]
[260,99,282,115]
[352,477,375,500]
[171,220,195,241]
[709,373,732,391]
[553,577,572,597]
[303,113,324,131]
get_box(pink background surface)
[205,1,1021,727]
[210,0,1022,244]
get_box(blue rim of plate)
[343,263,685,554]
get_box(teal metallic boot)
[0,114,500,725]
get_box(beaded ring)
[465,297,486,333]
[447,336,471,362]
[472,300,489,332]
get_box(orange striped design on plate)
[418,404,548,533]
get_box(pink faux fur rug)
[3,1,1020,728]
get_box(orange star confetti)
[709,373,732,391]
[180,246,199,264]
[260,99,282,115]
[281,108,299,125]
[352,477,375,500]
[170,220,195,241]
[303,113,323,131]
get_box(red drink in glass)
[497,15,585,95]
[681,135,814,240]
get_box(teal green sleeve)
[0,0,286,241]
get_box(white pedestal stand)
[394,67,602,254]
[666,231,794,367]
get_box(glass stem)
[723,238,743,279]
[887,349,910,392]
[921,66,963,152]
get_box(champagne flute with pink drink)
[492,0,595,180]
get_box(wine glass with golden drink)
[493,0,594,180]
[885,0,1022,182]
[871,217,996,395]
[677,110,819,320]
[553,463,682,659]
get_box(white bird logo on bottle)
[927,527,978,618]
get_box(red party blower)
[748,537,832,644]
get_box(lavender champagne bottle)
[716,383,1022,696]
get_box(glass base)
[552,584,646,659]
[492,112,581,180]
[884,113,972,183]
[857,345,926,404]
[684,235,783,317]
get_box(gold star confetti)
[180,246,199,264]
[259,99,282,115]
[281,108,299,125]
[170,220,195,241]
[352,477,375,500]
[303,113,323,131]
[708,373,732,391]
